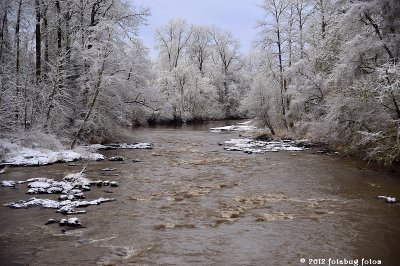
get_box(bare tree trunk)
[44,1,64,130]
[35,0,41,81]
[260,97,275,135]
[56,0,62,51]
[24,72,29,129]
[363,12,395,62]
[42,1,48,67]
[287,5,294,68]
[15,0,22,122]
[0,5,9,62]
[297,5,304,59]
[319,0,327,39]
[65,2,71,65]
[55,0,63,93]
[0,2,10,107]
[70,48,108,149]
[276,27,288,129]
[44,62,60,129]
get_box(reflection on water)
[1,121,400,265]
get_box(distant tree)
[208,26,242,118]
[155,18,191,71]
[257,0,291,128]
[154,21,245,122]
[188,25,211,75]
[0,0,152,147]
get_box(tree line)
[0,0,399,165]
[247,0,399,165]
[0,0,151,147]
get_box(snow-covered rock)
[102,168,117,171]
[109,156,124,161]
[59,217,81,227]
[378,196,397,203]
[110,181,119,187]
[46,217,83,229]
[4,197,115,214]
[210,125,257,132]
[94,143,153,150]
[210,121,258,132]
[1,180,16,187]
[2,170,117,214]
[222,138,305,154]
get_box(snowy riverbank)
[0,139,153,166]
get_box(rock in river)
[1,170,117,215]
[109,156,124,161]
[378,195,397,203]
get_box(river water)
[1,121,400,266]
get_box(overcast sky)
[134,0,263,58]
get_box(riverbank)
[1,119,398,172]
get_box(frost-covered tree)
[0,0,153,146]
[188,25,211,75]
[155,18,191,71]
[153,20,246,122]
[249,0,400,164]
[314,0,400,164]
[208,26,243,118]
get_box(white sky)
[133,0,264,58]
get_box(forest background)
[0,0,399,165]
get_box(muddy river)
[1,121,400,265]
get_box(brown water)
[1,121,400,266]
